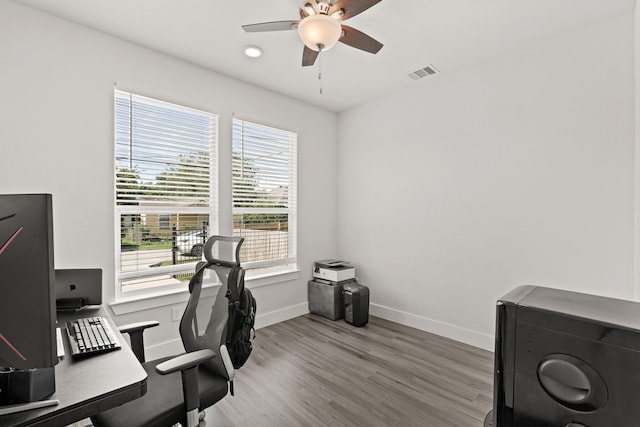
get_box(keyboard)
[65,316,121,358]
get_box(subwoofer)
[488,286,640,427]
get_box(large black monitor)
[488,285,640,426]
[0,194,57,403]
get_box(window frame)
[232,117,298,277]
[113,89,218,301]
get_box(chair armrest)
[155,349,216,375]
[219,344,235,381]
[118,320,160,334]
[155,349,217,421]
[118,320,160,363]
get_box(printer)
[313,260,355,282]
[309,260,368,326]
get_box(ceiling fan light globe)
[297,14,342,52]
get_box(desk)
[1,307,147,427]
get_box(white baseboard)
[143,303,494,359]
[144,302,310,359]
[254,302,309,329]
[370,303,494,351]
[146,337,185,360]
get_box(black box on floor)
[308,279,348,320]
[344,283,369,326]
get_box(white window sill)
[244,268,300,288]
[110,268,300,316]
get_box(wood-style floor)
[208,314,494,427]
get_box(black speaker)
[490,286,640,427]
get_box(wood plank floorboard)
[207,314,494,427]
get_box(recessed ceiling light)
[244,45,263,58]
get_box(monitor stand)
[0,366,55,409]
[56,298,85,311]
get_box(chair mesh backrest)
[179,236,244,379]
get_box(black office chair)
[91,236,245,427]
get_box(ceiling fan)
[242,0,383,67]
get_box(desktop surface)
[1,306,147,427]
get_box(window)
[114,90,217,297]
[232,118,297,275]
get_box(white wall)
[635,1,640,301]
[337,12,635,350]
[1,1,636,356]
[0,1,337,357]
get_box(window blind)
[115,92,214,208]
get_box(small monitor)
[55,268,102,310]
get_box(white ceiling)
[15,0,636,112]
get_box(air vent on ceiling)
[408,65,439,80]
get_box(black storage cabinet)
[343,283,369,326]
[308,279,346,320]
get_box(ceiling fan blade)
[242,21,298,32]
[302,45,319,66]
[330,0,382,21]
[339,25,383,54]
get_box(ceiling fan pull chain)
[318,50,323,95]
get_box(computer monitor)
[0,194,57,403]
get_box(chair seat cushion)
[91,355,229,427]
